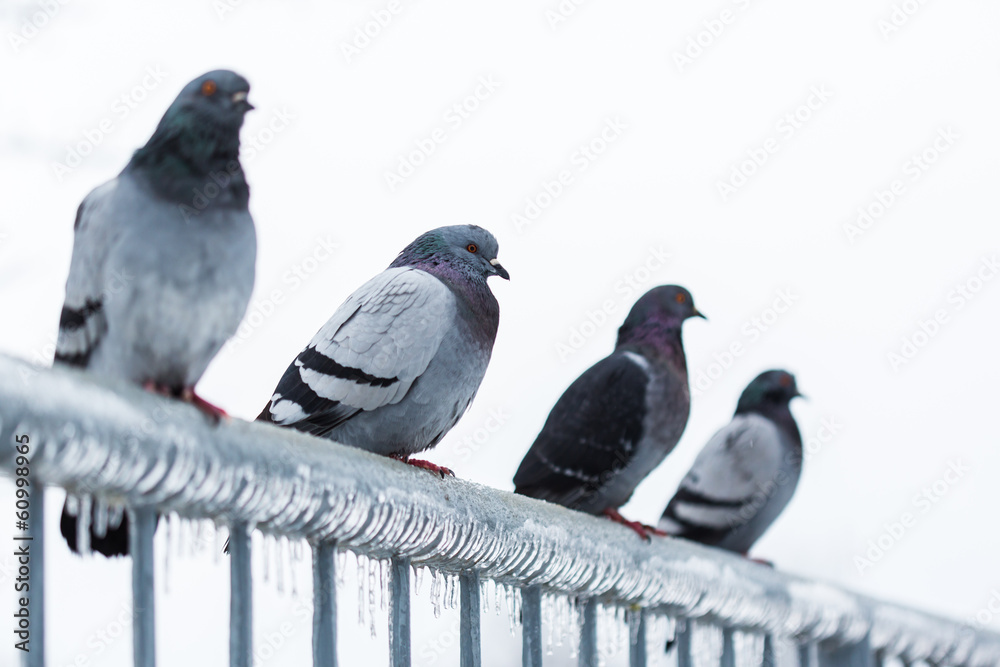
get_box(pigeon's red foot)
[603,508,667,542]
[742,553,775,568]
[180,387,229,422]
[142,381,174,397]
[391,454,455,478]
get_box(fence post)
[229,522,253,667]
[131,507,157,667]
[22,482,44,667]
[522,586,543,667]
[390,557,411,667]
[818,634,874,667]
[312,542,337,667]
[579,598,598,667]
[720,627,736,667]
[675,619,694,667]
[628,609,646,667]
[460,571,482,667]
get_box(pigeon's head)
[736,370,803,414]
[168,70,254,131]
[616,285,704,348]
[391,225,510,282]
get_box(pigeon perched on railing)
[513,285,704,540]
[657,370,804,556]
[258,225,508,477]
[56,70,257,557]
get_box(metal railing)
[1,352,997,667]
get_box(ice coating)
[0,354,997,666]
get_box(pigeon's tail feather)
[59,500,130,557]
[256,401,274,422]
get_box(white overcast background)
[1,0,999,665]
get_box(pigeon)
[513,285,704,540]
[56,70,257,556]
[258,225,508,476]
[657,370,804,556]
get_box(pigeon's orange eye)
[467,243,478,253]
[780,375,792,387]
[675,293,686,304]
[201,80,217,96]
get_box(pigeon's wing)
[262,267,454,436]
[55,181,121,367]
[659,413,784,538]
[513,352,649,509]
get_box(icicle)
[276,536,286,594]
[176,515,186,558]
[357,552,367,627]
[92,496,108,538]
[505,584,517,637]
[431,569,443,619]
[262,534,271,584]
[289,540,301,598]
[336,549,347,588]
[213,521,224,565]
[494,579,502,616]
[77,495,92,556]
[368,558,378,638]
[413,565,425,597]
[379,559,388,611]
[107,503,124,531]
[480,578,490,617]
[163,514,172,594]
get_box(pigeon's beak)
[691,307,707,320]
[232,90,254,111]
[794,390,807,400]
[489,258,510,280]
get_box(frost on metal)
[0,353,996,666]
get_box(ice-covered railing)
[0,352,997,667]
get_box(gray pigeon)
[258,224,508,476]
[513,285,704,540]
[658,370,803,555]
[56,70,257,556]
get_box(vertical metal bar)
[460,571,481,667]
[762,634,776,667]
[389,557,411,667]
[799,642,817,667]
[522,586,543,667]
[131,507,157,667]
[628,609,646,667]
[229,523,252,667]
[312,543,337,667]
[579,598,597,667]
[818,634,874,667]
[22,482,44,667]
[675,619,694,667]
[720,627,736,667]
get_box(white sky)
[1,0,999,665]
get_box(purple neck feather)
[615,316,687,373]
